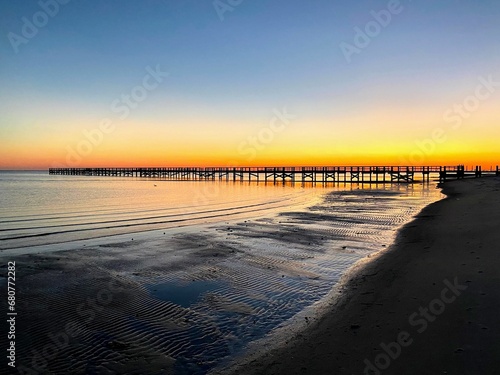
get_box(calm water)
[0,171,322,250]
[0,171,444,374]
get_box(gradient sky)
[1,0,499,169]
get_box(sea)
[0,170,444,374]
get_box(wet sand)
[216,177,500,375]
[0,185,439,374]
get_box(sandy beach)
[217,177,500,375]
[1,181,439,375]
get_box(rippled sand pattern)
[0,186,442,374]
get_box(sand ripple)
[0,186,442,374]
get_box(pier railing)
[48,165,499,184]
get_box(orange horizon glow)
[2,113,499,170]
[2,158,499,171]
[3,96,500,171]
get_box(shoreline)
[216,177,500,375]
[0,182,440,374]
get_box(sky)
[1,0,499,169]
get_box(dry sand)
[217,177,500,375]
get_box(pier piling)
[49,165,499,184]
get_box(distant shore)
[216,177,500,375]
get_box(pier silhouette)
[49,165,500,184]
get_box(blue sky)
[1,0,499,167]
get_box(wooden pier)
[48,165,500,184]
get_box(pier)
[48,165,500,184]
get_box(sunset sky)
[1,0,499,169]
